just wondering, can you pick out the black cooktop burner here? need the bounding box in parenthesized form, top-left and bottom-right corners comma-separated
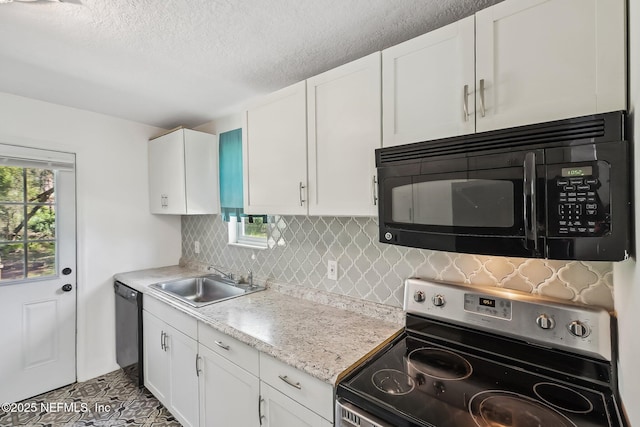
(533, 382, 594, 414)
(469, 391, 576, 427)
(372, 369, 415, 395)
(407, 347, 472, 381)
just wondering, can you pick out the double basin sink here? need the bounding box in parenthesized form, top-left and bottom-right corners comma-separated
(150, 274, 264, 307)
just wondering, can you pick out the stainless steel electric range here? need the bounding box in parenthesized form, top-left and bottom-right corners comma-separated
(336, 279, 628, 427)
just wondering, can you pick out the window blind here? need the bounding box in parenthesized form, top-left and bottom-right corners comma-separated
(218, 129, 244, 222)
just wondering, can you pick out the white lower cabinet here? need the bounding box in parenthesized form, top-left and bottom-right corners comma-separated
(198, 344, 260, 427)
(143, 302, 334, 427)
(143, 300, 199, 427)
(260, 382, 332, 427)
(260, 353, 333, 426)
(142, 311, 170, 403)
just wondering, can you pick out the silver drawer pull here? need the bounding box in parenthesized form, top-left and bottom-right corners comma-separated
(214, 340, 230, 350)
(278, 375, 302, 390)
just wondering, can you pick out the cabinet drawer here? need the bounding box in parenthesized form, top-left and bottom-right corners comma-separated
(260, 354, 333, 421)
(144, 296, 197, 339)
(198, 322, 259, 377)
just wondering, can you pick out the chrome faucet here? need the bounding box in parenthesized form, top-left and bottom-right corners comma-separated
(207, 265, 235, 282)
(248, 270, 254, 287)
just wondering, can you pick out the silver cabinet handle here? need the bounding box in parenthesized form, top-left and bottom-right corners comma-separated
(214, 340, 230, 351)
(463, 84, 470, 121)
(160, 331, 165, 350)
(372, 175, 378, 206)
(163, 332, 169, 351)
(278, 375, 302, 390)
(479, 79, 486, 118)
(195, 354, 201, 377)
(299, 182, 306, 206)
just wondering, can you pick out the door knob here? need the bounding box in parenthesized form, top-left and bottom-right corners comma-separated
(61, 284, 73, 292)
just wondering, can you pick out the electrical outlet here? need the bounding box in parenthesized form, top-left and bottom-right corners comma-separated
(327, 260, 338, 281)
(194, 241, 200, 254)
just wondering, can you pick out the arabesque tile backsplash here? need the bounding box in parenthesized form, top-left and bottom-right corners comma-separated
(181, 215, 614, 310)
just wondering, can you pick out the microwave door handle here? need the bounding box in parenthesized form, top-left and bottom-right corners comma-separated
(523, 152, 538, 252)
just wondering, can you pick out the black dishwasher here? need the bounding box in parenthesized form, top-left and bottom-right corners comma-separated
(114, 281, 143, 387)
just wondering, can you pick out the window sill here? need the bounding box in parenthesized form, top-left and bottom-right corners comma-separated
(228, 242, 268, 250)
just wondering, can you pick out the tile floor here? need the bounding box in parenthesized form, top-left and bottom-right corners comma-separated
(0, 369, 181, 426)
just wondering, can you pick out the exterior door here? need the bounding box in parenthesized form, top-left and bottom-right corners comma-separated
(0, 145, 76, 403)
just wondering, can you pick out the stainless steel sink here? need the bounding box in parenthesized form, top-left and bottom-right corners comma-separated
(149, 274, 264, 307)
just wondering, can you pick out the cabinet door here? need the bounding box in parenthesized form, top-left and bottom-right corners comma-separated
(184, 130, 219, 214)
(198, 344, 260, 427)
(167, 326, 199, 427)
(143, 310, 170, 405)
(307, 52, 381, 216)
(382, 16, 475, 146)
(475, 0, 625, 133)
(148, 130, 187, 214)
(244, 81, 308, 215)
(261, 382, 332, 427)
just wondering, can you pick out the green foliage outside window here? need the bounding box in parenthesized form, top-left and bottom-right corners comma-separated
(243, 216, 268, 238)
(0, 167, 56, 281)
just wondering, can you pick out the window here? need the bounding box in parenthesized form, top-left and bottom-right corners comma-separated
(228, 216, 268, 249)
(0, 167, 56, 281)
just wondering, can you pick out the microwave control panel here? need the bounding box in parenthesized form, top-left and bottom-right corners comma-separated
(547, 162, 610, 237)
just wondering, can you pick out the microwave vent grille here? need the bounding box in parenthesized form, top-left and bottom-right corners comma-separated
(378, 115, 615, 164)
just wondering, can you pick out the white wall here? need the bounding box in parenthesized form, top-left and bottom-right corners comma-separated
(0, 92, 182, 382)
(195, 113, 242, 135)
(613, 0, 639, 423)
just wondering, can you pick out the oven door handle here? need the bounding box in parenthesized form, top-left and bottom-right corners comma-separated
(523, 152, 538, 253)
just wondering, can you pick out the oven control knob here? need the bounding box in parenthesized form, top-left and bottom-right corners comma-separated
(568, 320, 591, 338)
(414, 290, 426, 303)
(432, 294, 446, 307)
(384, 232, 393, 241)
(535, 314, 555, 330)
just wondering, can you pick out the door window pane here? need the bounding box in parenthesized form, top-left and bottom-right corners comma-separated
(0, 243, 25, 281)
(0, 205, 25, 240)
(0, 167, 25, 203)
(0, 167, 56, 283)
(27, 242, 55, 278)
(26, 169, 55, 203)
(27, 206, 56, 240)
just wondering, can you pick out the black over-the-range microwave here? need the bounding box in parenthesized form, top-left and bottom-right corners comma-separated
(376, 111, 631, 261)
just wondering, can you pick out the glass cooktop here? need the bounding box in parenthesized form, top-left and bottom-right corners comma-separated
(340, 334, 617, 427)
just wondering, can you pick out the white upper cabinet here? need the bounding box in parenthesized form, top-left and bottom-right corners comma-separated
(243, 81, 308, 215)
(474, 0, 625, 132)
(244, 54, 382, 217)
(383, 0, 625, 145)
(382, 16, 475, 147)
(307, 52, 381, 216)
(148, 128, 219, 215)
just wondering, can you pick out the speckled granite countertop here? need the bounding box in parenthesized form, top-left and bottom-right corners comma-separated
(114, 266, 404, 386)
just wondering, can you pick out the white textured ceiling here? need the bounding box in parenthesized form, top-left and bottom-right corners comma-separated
(0, 0, 502, 129)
